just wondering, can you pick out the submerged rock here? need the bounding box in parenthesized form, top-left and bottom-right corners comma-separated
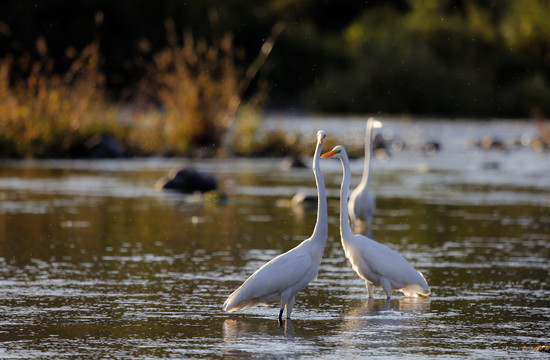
(474, 136, 507, 151)
(281, 155, 307, 169)
(372, 133, 389, 151)
(291, 192, 317, 207)
(482, 161, 500, 170)
(86, 135, 125, 158)
(156, 168, 217, 194)
(422, 140, 441, 155)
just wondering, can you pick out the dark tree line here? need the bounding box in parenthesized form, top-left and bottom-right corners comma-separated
(2, 0, 550, 117)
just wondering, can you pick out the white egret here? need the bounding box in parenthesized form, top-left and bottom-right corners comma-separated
(348, 118, 382, 233)
(321, 145, 430, 299)
(223, 130, 329, 323)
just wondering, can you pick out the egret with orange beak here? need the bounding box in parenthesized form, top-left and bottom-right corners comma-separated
(322, 145, 430, 299)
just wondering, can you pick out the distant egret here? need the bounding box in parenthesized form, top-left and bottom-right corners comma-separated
(223, 130, 329, 323)
(321, 145, 430, 299)
(348, 118, 382, 233)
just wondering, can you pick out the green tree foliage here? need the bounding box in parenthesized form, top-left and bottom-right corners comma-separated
(304, 0, 550, 116)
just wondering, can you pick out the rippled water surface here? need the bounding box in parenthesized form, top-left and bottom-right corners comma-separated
(0, 118, 549, 359)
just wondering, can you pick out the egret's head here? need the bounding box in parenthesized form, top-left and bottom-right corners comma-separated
(321, 145, 346, 159)
(369, 117, 383, 129)
(317, 130, 327, 144)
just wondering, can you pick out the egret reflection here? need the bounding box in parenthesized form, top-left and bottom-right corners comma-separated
(223, 318, 295, 340)
(339, 297, 431, 351)
(222, 318, 301, 359)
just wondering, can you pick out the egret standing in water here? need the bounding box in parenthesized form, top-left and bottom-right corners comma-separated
(349, 118, 382, 234)
(321, 145, 430, 299)
(223, 131, 329, 323)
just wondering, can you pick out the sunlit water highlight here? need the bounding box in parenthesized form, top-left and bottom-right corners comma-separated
(0, 118, 549, 359)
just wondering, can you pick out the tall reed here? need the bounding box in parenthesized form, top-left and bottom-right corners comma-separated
(135, 21, 240, 156)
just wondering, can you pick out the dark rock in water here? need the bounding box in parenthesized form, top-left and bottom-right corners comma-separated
(482, 161, 500, 170)
(87, 135, 124, 158)
(422, 141, 441, 155)
(476, 136, 507, 151)
(291, 192, 317, 207)
(157, 168, 217, 194)
(281, 155, 307, 169)
(372, 133, 388, 151)
(372, 133, 393, 159)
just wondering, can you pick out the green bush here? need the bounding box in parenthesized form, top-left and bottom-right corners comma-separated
(302, 2, 550, 117)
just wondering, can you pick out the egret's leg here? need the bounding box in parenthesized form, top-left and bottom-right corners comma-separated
(382, 298, 391, 310)
(285, 296, 295, 319)
(380, 278, 391, 299)
(279, 288, 292, 325)
(366, 282, 375, 298)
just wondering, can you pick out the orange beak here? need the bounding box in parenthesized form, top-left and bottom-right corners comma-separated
(321, 150, 336, 158)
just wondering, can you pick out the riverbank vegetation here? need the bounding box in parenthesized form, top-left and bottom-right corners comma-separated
(1, 0, 550, 158)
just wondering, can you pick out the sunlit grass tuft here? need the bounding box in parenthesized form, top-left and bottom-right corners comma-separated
(0, 24, 293, 159)
(134, 21, 241, 156)
(0, 38, 119, 158)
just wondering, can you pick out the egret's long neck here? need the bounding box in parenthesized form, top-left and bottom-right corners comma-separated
(359, 121, 374, 188)
(339, 154, 354, 240)
(311, 141, 328, 247)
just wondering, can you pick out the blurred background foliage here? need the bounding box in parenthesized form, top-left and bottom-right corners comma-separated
(1, 0, 550, 157)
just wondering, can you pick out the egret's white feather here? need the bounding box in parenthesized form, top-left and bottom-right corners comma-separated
(223, 248, 313, 312)
(322, 145, 430, 298)
(223, 131, 329, 320)
(348, 118, 380, 231)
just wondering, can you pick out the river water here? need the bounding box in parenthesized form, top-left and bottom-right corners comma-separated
(0, 117, 549, 359)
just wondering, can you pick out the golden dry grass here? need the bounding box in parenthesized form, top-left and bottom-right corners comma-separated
(133, 21, 241, 156)
(0, 38, 118, 158)
(0, 25, 299, 158)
